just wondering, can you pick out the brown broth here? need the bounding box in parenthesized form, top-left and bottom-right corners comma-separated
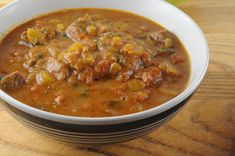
(0, 9, 190, 117)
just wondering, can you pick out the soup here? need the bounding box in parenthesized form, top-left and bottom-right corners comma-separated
(0, 9, 190, 117)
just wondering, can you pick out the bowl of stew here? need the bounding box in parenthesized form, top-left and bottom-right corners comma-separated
(0, 0, 209, 144)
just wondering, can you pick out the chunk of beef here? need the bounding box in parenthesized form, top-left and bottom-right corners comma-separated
(140, 52, 153, 67)
(66, 19, 87, 42)
(66, 15, 104, 42)
(141, 67, 163, 86)
(149, 30, 174, 43)
(149, 30, 176, 50)
(0, 71, 25, 90)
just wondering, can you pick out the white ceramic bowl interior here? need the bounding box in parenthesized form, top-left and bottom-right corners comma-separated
(0, 0, 209, 125)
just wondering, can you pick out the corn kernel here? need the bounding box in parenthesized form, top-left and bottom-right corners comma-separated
(68, 42, 83, 53)
(110, 63, 121, 75)
(86, 25, 96, 34)
(122, 43, 134, 53)
(112, 36, 122, 47)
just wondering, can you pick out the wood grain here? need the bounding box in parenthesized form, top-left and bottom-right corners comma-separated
(0, 0, 235, 156)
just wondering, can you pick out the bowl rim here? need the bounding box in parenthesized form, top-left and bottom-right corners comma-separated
(0, 0, 209, 125)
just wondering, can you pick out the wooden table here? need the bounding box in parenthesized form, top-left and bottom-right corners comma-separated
(0, 0, 235, 155)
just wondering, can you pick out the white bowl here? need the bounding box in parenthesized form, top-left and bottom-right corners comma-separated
(0, 0, 209, 144)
